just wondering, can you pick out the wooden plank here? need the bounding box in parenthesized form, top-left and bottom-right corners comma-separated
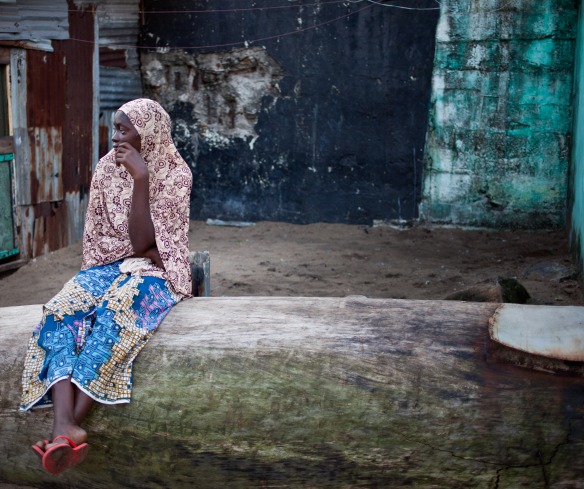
(1, 297, 583, 487)
(0, 46, 10, 64)
(490, 303, 584, 361)
(0, 256, 24, 272)
(0, 135, 13, 153)
(189, 250, 210, 297)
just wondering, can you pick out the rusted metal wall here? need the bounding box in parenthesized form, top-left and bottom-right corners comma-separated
(74, 0, 143, 157)
(59, 4, 94, 246)
(93, 0, 142, 111)
(24, 50, 65, 205)
(13, 2, 95, 259)
(2, 0, 136, 264)
(60, 5, 94, 196)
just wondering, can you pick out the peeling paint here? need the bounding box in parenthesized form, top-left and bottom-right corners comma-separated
(142, 47, 284, 147)
(421, 0, 577, 229)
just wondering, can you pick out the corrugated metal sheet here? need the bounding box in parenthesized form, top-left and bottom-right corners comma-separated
(100, 66, 142, 110)
(75, 0, 140, 64)
(28, 126, 63, 202)
(75, 0, 143, 110)
(58, 4, 94, 193)
(24, 48, 65, 205)
(12, 3, 94, 259)
(99, 46, 127, 68)
(3, 1, 139, 259)
(21, 201, 69, 257)
(96, 0, 142, 110)
(0, 47, 9, 63)
(97, 0, 140, 53)
(0, 0, 69, 41)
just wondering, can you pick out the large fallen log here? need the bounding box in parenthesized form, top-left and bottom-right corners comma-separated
(1, 297, 583, 488)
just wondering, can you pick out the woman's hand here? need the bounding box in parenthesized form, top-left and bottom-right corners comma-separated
(142, 246, 165, 270)
(114, 142, 148, 180)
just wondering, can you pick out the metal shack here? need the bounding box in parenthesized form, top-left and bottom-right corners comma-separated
(0, 0, 141, 273)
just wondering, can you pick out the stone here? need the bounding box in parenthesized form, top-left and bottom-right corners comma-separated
(444, 277, 531, 303)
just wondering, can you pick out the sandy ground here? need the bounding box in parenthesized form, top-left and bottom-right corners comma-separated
(0, 220, 582, 307)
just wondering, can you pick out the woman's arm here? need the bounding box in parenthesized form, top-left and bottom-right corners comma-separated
(114, 142, 165, 269)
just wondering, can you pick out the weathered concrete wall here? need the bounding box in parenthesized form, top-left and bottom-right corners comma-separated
(420, 0, 578, 229)
(141, 1, 440, 224)
(141, 47, 285, 148)
(570, 4, 584, 273)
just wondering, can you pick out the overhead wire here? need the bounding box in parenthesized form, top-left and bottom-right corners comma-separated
(73, 0, 442, 14)
(68, 0, 441, 50)
(116, 0, 357, 14)
(0, 0, 435, 13)
(358, 0, 440, 10)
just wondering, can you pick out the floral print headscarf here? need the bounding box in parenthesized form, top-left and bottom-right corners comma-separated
(81, 98, 193, 297)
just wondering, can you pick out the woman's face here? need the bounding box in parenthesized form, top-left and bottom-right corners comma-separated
(112, 110, 141, 152)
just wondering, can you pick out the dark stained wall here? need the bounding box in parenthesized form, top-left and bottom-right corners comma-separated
(142, 0, 440, 224)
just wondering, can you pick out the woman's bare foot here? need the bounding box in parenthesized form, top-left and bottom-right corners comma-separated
(32, 439, 49, 459)
(32, 423, 86, 459)
(46, 423, 87, 450)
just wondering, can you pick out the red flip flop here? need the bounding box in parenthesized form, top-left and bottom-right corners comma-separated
(31, 440, 49, 460)
(42, 436, 89, 475)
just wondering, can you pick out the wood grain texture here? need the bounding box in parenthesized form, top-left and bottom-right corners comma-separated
(490, 303, 584, 361)
(1, 297, 583, 488)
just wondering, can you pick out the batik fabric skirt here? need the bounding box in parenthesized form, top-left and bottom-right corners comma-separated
(20, 261, 181, 411)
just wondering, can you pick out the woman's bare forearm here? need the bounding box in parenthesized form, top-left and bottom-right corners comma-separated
(128, 173, 157, 255)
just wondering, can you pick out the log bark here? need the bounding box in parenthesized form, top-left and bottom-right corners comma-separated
(1, 296, 584, 488)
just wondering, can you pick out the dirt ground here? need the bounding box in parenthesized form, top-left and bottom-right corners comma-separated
(0, 220, 582, 307)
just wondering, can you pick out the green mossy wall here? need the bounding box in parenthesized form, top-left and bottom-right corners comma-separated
(421, 0, 578, 228)
(570, 3, 584, 274)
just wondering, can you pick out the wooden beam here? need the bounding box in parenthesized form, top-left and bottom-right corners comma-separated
(0, 257, 26, 273)
(0, 47, 10, 64)
(0, 135, 13, 154)
(189, 250, 210, 297)
(490, 303, 584, 362)
(1, 297, 583, 487)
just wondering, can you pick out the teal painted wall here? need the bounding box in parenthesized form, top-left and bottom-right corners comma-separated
(420, 0, 578, 228)
(570, 2, 584, 267)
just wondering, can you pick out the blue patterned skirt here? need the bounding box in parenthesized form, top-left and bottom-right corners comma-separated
(20, 261, 181, 411)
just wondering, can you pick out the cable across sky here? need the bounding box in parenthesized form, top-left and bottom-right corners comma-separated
(69, 0, 440, 51)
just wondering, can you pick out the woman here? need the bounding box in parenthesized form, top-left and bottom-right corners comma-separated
(20, 98, 192, 475)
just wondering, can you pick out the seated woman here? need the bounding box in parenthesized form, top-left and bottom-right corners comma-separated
(20, 98, 193, 475)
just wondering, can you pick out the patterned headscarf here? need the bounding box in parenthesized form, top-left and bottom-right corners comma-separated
(81, 98, 193, 297)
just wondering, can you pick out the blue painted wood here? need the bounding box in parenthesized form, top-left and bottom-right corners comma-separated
(0, 154, 17, 259)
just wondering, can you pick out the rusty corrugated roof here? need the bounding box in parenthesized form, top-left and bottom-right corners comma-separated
(0, 0, 68, 41)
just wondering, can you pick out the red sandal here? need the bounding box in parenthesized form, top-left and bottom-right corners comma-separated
(42, 436, 89, 475)
(31, 440, 49, 460)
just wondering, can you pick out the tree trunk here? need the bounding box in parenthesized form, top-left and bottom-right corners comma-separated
(1, 296, 583, 488)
